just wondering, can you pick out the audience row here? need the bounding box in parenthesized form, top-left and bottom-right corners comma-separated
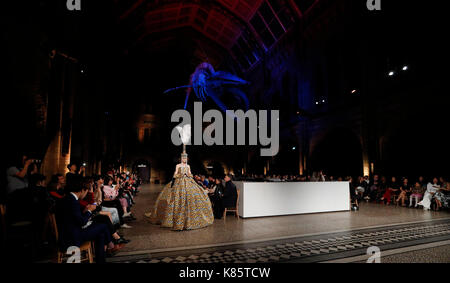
(4, 154, 142, 263)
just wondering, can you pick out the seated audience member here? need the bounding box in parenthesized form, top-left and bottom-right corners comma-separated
(65, 163, 85, 187)
(222, 175, 238, 212)
(435, 177, 450, 210)
(103, 176, 129, 216)
(102, 176, 132, 229)
(418, 178, 440, 211)
(364, 176, 370, 184)
(208, 176, 215, 189)
(207, 178, 217, 196)
(396, 178, 412, 207)
(439, 177, 448, 190)
(210, 178, 225, 219)
(362, 176, 370, 199)
(126, 174, 140, 196)
(355, 176, 368, 199)
(200, 175, 209, 187)
(410, 181, 425, 208)
(382, 176, 400, 205)
(101, 176, 132, 229)
(418, 176, 427, 189)
(311, 171, 326, 182)
(6, 154, 33, 221)
(118, 177, 136, 211)
(29, 173, 52, 244)
(27, 162, 40, 177)
(55, 177, 119, 263)
(375, 176, 387, 203)
(93, 176, 121, 227)
(348, 177, 359, 209)
(194, 175, 204, 187)
(29, 174, 51, 214)
(48, 174, 66, 200)
(256, 175, 265, 182)
(78, 177, 95, 207)
(442, 180, 450, 209)
(78, 178, 130, 245)
(367, 175, 380, 201)
(377, 176, 387, 203)
(267, 175, 280, 182)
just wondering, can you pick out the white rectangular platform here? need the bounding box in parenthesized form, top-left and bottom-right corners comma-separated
(235, 182, 351, 218)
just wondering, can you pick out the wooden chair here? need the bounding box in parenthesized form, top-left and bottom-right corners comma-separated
(48, 213, 94, 263)
(0, 203, 34, 251)
(223, 190, 240, 220)
(0, 204, 6, 244)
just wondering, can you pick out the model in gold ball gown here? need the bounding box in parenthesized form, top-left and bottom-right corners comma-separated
(145, 154, 214, 231)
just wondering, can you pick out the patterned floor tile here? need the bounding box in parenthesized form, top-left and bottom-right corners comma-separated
(110, 219, 450, 264)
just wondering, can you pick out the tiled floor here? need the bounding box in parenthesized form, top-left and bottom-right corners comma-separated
(110, 218, 450, 263)
(118, 184, 450, 256)
(365, 244, 450, 263)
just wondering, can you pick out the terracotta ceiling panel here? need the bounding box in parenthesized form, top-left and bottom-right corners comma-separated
(120, 0, 265, 50)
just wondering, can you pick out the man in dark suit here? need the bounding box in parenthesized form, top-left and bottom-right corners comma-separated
(55, 176, 113, 263)
(209, 178, 224, 219)
(222, 174, 238, 210)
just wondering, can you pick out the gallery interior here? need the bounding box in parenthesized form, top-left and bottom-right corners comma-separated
(1, 0, 449, 264)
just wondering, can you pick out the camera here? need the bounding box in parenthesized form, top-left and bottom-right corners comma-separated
(26, 157, 42, 164)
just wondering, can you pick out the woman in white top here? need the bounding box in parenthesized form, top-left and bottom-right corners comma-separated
(418, 178, 440, 210)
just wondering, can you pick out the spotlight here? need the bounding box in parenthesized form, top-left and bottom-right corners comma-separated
(292, 147, 296, 151)
(80, 64, 87, 74)
(315, 102, 319, 105)
(351, 89, 357, 94)
(402, 66, 408, 71)
(388, 71, 395, 76)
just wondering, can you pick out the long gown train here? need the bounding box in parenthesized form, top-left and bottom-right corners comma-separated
(149, 166, 214, 231)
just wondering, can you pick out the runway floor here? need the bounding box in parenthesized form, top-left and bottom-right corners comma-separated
(111, 184, 450, 263)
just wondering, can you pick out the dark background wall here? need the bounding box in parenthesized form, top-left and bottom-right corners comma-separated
(1, 0, 448, 195)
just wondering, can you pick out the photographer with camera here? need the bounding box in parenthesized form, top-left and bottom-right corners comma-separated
(65, 163, 86, 190)
(5, 153, 38, 222)
(6, 154, 31, 195)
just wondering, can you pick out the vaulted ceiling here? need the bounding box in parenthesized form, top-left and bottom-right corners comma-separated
(115, 0, 326, 68)
(119, 0, 263, 47)
(117, 0, 265, 65)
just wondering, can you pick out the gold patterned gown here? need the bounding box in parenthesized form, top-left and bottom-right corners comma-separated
(149, 165, 214, 231)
